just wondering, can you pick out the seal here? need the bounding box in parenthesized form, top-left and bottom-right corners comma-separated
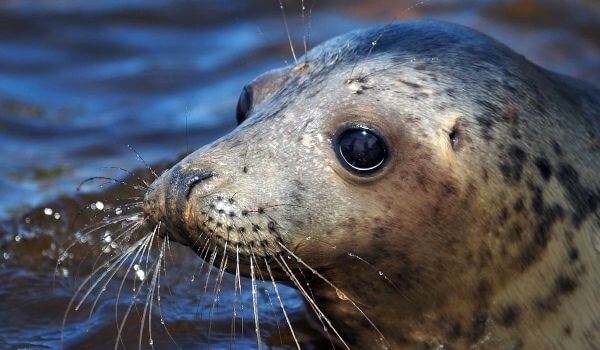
(143, 20, 600, 349)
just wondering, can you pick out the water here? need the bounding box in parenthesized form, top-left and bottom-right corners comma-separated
(0, 0, 598, 349)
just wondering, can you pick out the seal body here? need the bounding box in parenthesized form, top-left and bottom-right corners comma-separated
(144, 20, 600, 349)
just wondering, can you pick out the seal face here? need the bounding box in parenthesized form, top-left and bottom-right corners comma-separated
(144, 20, 600, 349)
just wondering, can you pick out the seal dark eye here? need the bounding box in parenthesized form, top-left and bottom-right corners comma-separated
(236, 85, 253, 125)
(335, 127, 387, 175)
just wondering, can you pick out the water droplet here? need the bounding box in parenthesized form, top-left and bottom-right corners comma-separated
(305, 236, 311, 240)
(95, 201, 105, 210)
(115, 208, 123, 215)
(378, 271, 383, 276)
(3, 252, 10, 260)
(14, 235, 21, 242)
(134, 264, 140, 271)
(149, 339, 153, 346)
(136, 269, 146, 281)
(53, 212, 61, 220)
(43, 208, 53, 216)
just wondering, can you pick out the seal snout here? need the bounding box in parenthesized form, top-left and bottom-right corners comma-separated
(143, 180, 164, 224)
(142, 164, 218, 244)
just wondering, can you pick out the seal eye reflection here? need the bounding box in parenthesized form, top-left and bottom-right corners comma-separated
(236, 85, 253, 125)
(336, 127, 388, 175)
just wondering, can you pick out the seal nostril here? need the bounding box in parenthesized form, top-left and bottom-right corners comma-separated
(185, 172, 214, 200)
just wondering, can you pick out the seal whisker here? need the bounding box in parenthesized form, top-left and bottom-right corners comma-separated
(230, 217, 283, 333)
(138, 235, 165, 350)
(242, 203, 397, 316)
(279, 242, 390, 348)
(115, 222, 161, 340)
(113, 230, 157, 348)
(276, 255, 351, 350)
(249, 246, 284, 346)
(127, 144, 159, 180)
(60, 230, 152, 349)
(240, 204, 398, 340)
(198, 247, 219, 318)
(229, 245, 241, 349)
(155, 238, 182, 350)
(300, 0, 308, 61)
(72, 208, 138, 240)
(249, 254, 264, 350)
(292, 260, 337, 349)
(55, 214, 138, 285)
(100, 166, 151, 189)
(86, 220, 148, 318)
(66, 215, 144, 284)
(351, 0, 433, 80)
(60, 210, 144, 279)
(113, 226, 159, 350)
(207, 242, 229, 341)
(71, 204, 143, 242)
(264, 257, 301, 350)
(158, 229, 178, 299)
(77, 222, 149, 312)
(77, 176, 147, 192)
(189, 237, 212, 283)
(230, 219, 285, 345)
(236, 245, 245, 338)
(277, 0, 297, 64)
(260, 202, 317, 214)
(65, 197, 142, 238)
(258, 209, 400, 292)
(192, 243, 216, 318)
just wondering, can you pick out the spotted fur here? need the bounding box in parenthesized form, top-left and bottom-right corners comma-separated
(145, 21, 599, 349)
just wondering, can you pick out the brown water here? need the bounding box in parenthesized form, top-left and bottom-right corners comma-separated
(0, 0, 598, 349)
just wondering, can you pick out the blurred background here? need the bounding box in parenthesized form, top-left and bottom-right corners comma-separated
(0, 0, 598, 349)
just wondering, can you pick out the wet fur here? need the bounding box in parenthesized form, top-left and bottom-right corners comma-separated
(144, 21, 600, 349)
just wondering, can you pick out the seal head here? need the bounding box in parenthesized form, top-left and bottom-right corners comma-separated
(144, 20, 600, 349)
